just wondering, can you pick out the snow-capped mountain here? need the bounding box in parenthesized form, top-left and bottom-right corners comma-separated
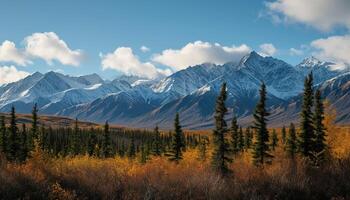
(0, 51, 348, 129)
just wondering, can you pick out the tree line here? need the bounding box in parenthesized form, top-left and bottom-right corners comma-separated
(211, 72, 328, 175)
(0, 104, 204, 163)
(0, 73, 329, 175)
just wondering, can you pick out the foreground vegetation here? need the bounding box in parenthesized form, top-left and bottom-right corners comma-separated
(1, 73, 350, 199)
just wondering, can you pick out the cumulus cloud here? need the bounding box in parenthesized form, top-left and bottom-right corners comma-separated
(100, 47, 171, 79)
(152, 41, 251, 71)
(140, 46, 150, 52)
(311, 35, 350, 68)
(0, 40, 31, 66)
(25, 32, 84, 66)
(0, 65, 30, 85)
(259, 43, 277, 56)
(265, 0, 350, 31)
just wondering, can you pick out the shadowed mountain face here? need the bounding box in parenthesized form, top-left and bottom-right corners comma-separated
(0, 51, 349, 129)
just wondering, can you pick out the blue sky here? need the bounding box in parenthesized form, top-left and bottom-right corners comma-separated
(0, 0, 349, 82)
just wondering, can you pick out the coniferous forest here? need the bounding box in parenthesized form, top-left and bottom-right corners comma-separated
(1, 74, 350, 199)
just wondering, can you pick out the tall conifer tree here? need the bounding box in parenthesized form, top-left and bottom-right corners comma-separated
(286, 123, 297, 159)
(299, 73, 315, 158)
(167, 113, 184, 162)
(312, 89, 327, 163)
(211, 83, 232, 175)
(0, 116, 6, 154)
(252, 83, 273, 165)
(102, 121, 113, 158)
(8, 106, 20, 161)
(230, 113, 239, 154)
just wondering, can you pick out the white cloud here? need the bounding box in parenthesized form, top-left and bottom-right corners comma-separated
(266, 0, 350, 31)
(259, 43, 277, 56)
(289, 47, 304, 56)
(0, 40, 31, 66)
(0, 65, 30, 85)
(100, 47, 171, 79)
(311, 35, 350, 68)
(25, 32, 84, 66)
(140, 46, 150, 52)
(152, 41, 251, 71)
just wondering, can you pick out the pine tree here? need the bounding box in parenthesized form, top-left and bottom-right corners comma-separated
(127, 134, 136, 158)
(198, 136, 209, 161)
(230, 114, 239, 154)
(271, 129, 278, 151)
(312, 89, 327, 164)
(0, 115, 7, 154)
(102, 121, 113, 158)
(70, 118, 80, 155)
(281, 126, 287, 144)
(286, 123, 297, 159)
(238, 126, 245, 151)
(8, 106, 20, 162)
(244, 127, 252, 150)
(252, 83, 273, 165)
(19, 123, 28, 162)
(87, 128, 97, 156)
(299, 73, 315, 158)
(167, 113, 184, 163)
(211, 83, 232, 175)
(139, 143, 148, 164)
(29, 103, 39, 153)
(152, 126, 162, 156)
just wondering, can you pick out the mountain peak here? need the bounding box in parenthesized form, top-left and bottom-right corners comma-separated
(298, 56, 324, 68)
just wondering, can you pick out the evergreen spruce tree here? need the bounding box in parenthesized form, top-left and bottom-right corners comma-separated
(139, 143, 148, 164)
(286, 123, 297, 159)
(29, 103, 39, 153)
(0, 115, 7, 154)
(238, 126, 245, 151)
(167, 113, 184, 163)
(271, 129, 278, 151)
(87, 128, 97, 156)
(127, 134, 136, 158)
(8, 106, 20, 162)
(102, 121, 113, 158)
(19, 123, 28, 162)
(244, 127, 252, 150)
(70, 118, 80, 155)
(299, 73, 315, 158)
(230, 113, 239, 154)
(281, 126, 287, 144)
(211, 83, 232, 175)
(312, 89, 327, 164)
(198, 136, 209, 161)
(152, 126, 162, 156)
(252, 83, 273, 165)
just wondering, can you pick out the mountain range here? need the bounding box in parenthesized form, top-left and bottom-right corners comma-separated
(0, 51, 349, 129)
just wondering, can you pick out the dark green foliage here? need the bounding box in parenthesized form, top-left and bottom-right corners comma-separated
(167, 113, 184, 162)
(19, 123, 29, 162)
(127, 134, 136, 158)
(238, 127, 245, 151)
(70, 118, 81, 155)
(102, 121, 113, 158)
(286, 123, 297, 159)
(252, 83, 273, 165)
(244, 127, 253, 149)
(152, 126, 162, 156)
(198, 136, 209, 161)
(211, 83, 232, 175)
(0, 115, 7, 154)
(87, 128, 98, 156)
(8, 106, 21, 162)
(230, 114, 239, 154)
(299, 73, 315, 158)
(312, 89, 327, 164)
(281, 126, 286, 144)
(271, 129, 278, 151)
(29, 103, 39, 153)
